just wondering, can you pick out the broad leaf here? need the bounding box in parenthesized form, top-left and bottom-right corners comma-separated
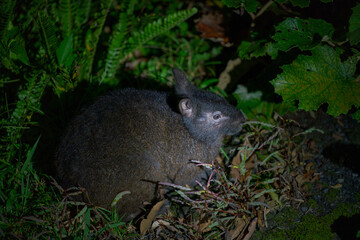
(289, 0, 310, 7)
(352, 110, 360, 123)
(349, 3, 360, 45)
(238, 41, 278, 59)
(233, 85, 296, 121)
(222, 0, 242, 8)
(56, 33, 75, 67)
(222, 0, 260, 12)
(244, 0, 260, 13)
(9, 39, 30, 66)
(273, 18, 334, 51)
(271, 45, 360, 116)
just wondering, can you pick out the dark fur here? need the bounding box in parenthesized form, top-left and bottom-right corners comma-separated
(56, 69, 245, 219)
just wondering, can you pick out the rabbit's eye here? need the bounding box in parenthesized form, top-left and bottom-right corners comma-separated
(213, 114, 221, 120)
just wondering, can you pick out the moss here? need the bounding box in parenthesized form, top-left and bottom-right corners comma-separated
(292, 214, 335, 240)
(290, 202, 360, 239)
(355, 192, 360, 202)
(253, 201, 360, 240)
(307, 198, 318, 209)
(324, 188, 340, 203)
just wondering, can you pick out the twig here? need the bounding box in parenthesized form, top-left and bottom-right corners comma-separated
(256, 0, 274, 19)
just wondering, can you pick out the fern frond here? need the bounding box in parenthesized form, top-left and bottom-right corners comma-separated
(100, 0, 136, 83)
(36, 12, 59, 67)
(128, 7, 198, 50)
(6, 71, 50, 161)
(101, 7, 198, 83)
(79, 0, 112, 81)
(76, 0, 92, 26)
(59, 0, 75, 37)
(9, 39, 30, 66)
(0, 0, 16, 41)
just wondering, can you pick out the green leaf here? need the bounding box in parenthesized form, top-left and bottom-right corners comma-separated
(351, 110, 360, 123)
(238, 40, 278, 59)
(349, 4, 360, 45)
(244, 0, 260, 13)
(233, 85, 296, 121)
(222, 0, 259, 12)
(238, 41, 263, 59)
(271, 45, 360, 116)
(37, 12, 59, 66)
(9, 39, 30, 65)
(101, 7, 198, 83)
(100, 0, 136, 83)
(78, 0, 112, 81)
(21, 137, 41, 174)
(59, 0, 74, 36)
(289, 0, 310, 8)
(273, 18, 334, 51)
(222, 0, 243, 8)
(0, 0, 16, 40)
(56, 33, 75, 67)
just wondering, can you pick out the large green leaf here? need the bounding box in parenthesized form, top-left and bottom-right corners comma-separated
(9, 39, 30, 66)
(56, 33, 75, 67)
(349, 3, 360, 45)
(273, 18, 334, 51)
(233, 85, 296, 122)
(271, 45, 360, 116)
(222, 0, 260, 12)
(238, 41, 278, 59)
(352, 110, 360, 122)
(289, 0, 310, 7)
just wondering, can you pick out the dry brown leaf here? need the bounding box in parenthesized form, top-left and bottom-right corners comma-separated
(291, 149, 297, 159)
(216, 155, 225, 168)
(199, 218, 212, 233)
(330, 183, 342, 189)
(308, 139, 317, 151)
(332, 132, 343, 141)
(257, 210, 264, 228)
(195, 12, 230, 46)
(295, 175, 306, 187)
(305, 162, 314, 172)
(151, 219, 170, 229)
(229, 217, 249, 240)
(230, 139, 255, 181)
(243, 217, 258, 240)
(140, 199, 166, 235)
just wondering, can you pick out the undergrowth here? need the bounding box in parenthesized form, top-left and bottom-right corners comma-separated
(2, 0, 358, 238)
(140, 118, 318, 239)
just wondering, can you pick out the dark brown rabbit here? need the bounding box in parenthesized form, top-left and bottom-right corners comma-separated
(56, 69, 245, 220)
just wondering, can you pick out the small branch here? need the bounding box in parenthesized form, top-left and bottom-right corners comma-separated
(256, 0, 273, 19)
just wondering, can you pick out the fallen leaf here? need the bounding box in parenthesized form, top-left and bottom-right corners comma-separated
(229, 217, 249, 240)
(330, 183, 342, 189)
(140, 199, 166, 235)
(332, 132, 343, 141)
(195, 12, 231, 46)
(199, 218, 212, 233)
(151, 219, 170, 229)
(295, 175, 306, 187)
(243, 217, 258, 240)
(230, 139, 255, 181)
